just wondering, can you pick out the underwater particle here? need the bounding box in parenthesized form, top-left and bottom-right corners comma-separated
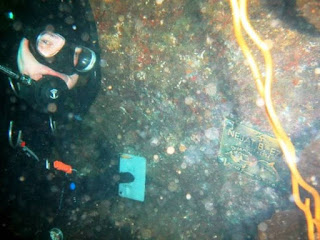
(256, 97, 265, 107)
(65, 15, 75, 25)
(289, 194, 295, 202)
(184, 96, 194, 105)
(80, 212, 87, 220)
(67, 112, 74, 120)
(168, 181, 178, 192)
(204, 201, 215, 212)
(9, 96, 17, 103)
(186, 193, 192, 200)
(145, 108, 151, 115)
(13, 21, 22, 31)
(113, 174, 121, 182)
(117, 134, 122, 140)
(141, 228, 152, 239)
(47, 103, 57, 113)
(200, 6, 207, 14)
(118, 15, 125, 22)
(82, 194, 91, 203)
(156, 0, 164, 5)
(264, 39, 274, 50)
(135, 71, 146, 81)
(153, 154, 159, 163)
(81, 32, 90, 42)
(310, 175, 318, 186)
(314, 68, 320, 75)
(258, 222, 268, 232)
(206, 35, 213, 45)
(270, 19, 281, 28)
(150, 137, 160, 147)
(181, 162, 187, 169)
(19, 176, 25, 182)
(50, 185, 60, 193)
(46, 173, 55, 181)
(166, 146, 175, 155)
(179, 143, 187, 152)
(204, 83, 217, 96)
(204, 127, 218, 140)
(169, 34, 177, 45)
(100, 59, 108, 68)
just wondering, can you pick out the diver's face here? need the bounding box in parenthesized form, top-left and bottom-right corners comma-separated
(36, 32, 65, 58)
(18, 36, 79, 89)
(18, 30, 96, 89)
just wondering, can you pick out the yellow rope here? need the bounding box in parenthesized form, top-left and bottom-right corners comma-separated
(229, 0, 320, 239)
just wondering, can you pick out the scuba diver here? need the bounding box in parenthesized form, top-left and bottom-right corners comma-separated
(0, 0, 100, 162)
(0, 1, 101, 238)
(1, 2, 145, 239)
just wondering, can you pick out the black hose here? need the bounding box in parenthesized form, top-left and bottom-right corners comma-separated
(0, 64, 33, 85)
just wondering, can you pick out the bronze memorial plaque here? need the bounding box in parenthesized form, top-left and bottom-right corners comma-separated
(218, 119, 282, 185)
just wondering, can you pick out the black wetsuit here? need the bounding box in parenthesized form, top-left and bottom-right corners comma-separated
(0, 1, 100, 238)
(0, 0, 101, 159)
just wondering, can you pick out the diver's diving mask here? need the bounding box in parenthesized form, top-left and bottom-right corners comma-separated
(36, 31, 96, 73)
(14, 30, 97, 114)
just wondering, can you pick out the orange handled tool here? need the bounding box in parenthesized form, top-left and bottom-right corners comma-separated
(54, 161, 73, 174)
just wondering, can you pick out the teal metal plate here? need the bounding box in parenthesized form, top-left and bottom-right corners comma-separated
(119, 154, 146, 202)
